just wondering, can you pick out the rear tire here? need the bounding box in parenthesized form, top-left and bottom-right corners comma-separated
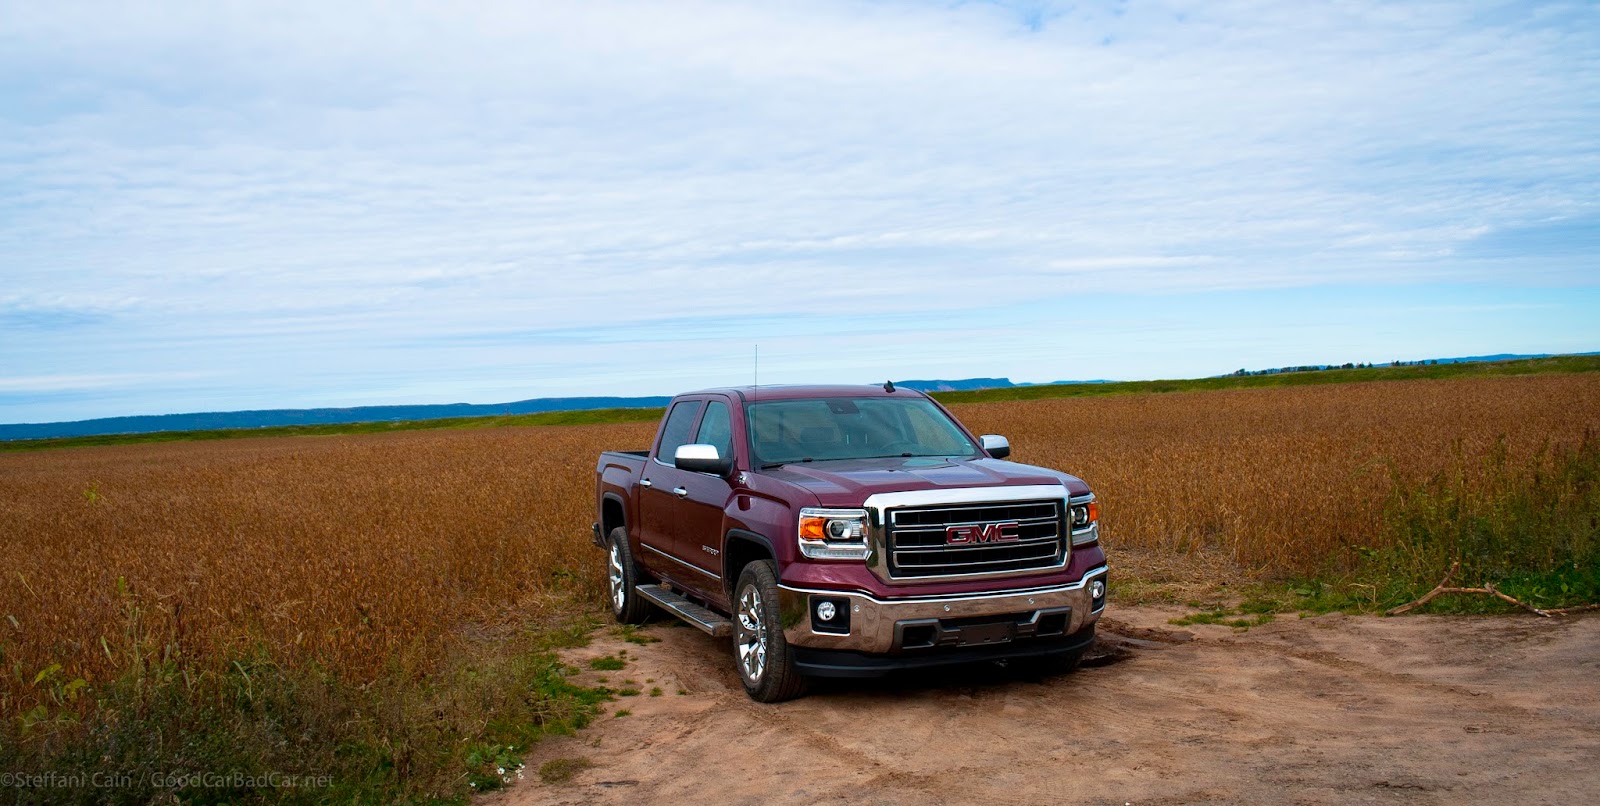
(606, 527, 652, 624)
(732, 561, 808, 703)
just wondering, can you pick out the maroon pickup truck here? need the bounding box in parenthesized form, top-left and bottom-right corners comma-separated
(593, 384, 1107, 702)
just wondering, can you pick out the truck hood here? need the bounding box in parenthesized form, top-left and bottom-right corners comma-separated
(762, 457, 1088, 507)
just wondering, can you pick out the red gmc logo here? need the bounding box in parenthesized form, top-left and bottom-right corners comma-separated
(945, 522, 1021, 545)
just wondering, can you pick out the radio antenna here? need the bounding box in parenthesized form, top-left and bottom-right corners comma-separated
(753, 344, 759, 400)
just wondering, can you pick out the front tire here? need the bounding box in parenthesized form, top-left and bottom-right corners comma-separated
(607, 527, 652, 624)
(732, 561, 808, 703)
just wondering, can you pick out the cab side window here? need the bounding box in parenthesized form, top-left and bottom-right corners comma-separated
(694, 401, 733, 460)
(655, 400, 705, 462)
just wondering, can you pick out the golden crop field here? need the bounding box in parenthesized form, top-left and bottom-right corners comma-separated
(2, 373, 1597, 721)
(959, 372, 1600, 576)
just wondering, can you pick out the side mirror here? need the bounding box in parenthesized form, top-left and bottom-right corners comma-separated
(980, 434, 1011, 460)
(675, 443, 733, 476)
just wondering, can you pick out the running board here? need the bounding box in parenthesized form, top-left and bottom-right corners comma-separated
(635, 584, 732, 638)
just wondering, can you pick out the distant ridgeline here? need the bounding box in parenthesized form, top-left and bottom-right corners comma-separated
(0, 396, 674, 441)
(1228, 352, 1591, 378)
(893, 377, 1110, 392)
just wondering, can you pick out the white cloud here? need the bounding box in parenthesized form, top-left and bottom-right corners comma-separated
(1, 1, 1597, 421)
(0, 372, 210, 393)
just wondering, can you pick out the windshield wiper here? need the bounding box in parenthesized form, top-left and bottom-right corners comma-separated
(759, 457, 814, 470)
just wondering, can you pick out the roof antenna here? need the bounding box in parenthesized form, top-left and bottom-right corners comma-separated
(884, 379, 894, 393)
(753, 344, 759, 400)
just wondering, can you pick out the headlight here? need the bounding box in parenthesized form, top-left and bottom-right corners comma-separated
(798, 507, 870, 560)
(1070, 496, 1100, 546)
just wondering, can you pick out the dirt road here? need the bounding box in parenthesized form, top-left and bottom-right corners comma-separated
(487, 607, 1600, 804)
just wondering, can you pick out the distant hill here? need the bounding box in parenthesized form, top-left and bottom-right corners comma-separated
(1225, 352, 1600, 378)
(894, 377, 1111, 392)
(893, 377, 1015, 392)
(0, 395, 673, 441)
(1428, 352, 1590, 364)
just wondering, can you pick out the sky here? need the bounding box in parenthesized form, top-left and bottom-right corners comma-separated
(2, 1, 1597, 424)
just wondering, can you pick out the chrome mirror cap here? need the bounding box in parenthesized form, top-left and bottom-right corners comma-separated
(675, 443, 732, 475)
(980, 434, 1011, 460)
(675, 443, 720, 462)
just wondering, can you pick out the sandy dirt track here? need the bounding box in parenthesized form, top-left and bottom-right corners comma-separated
(486, 607, 1600, 805)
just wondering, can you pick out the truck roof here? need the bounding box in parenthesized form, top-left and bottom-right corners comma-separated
(680, 384, 928, 401)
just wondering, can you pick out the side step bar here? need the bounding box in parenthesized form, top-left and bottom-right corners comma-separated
(635, 584, 732, 638)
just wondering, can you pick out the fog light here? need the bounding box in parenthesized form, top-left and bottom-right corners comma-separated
(810, 596, 851, 634)
(1089, 580, 1106, 600)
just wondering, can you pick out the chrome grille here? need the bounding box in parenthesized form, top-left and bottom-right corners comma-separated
(886, 500, 1066, 578)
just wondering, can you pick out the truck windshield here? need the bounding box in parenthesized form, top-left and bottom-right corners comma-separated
(746, 397, 981, 466)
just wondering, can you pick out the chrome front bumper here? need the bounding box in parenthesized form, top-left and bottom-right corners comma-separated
(777, 566, 1107, 654)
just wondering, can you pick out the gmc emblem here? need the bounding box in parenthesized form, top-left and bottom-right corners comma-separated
(945, 522, 1021, 545)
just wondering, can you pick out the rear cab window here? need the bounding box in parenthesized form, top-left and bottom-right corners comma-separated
(655, 400, 705, 462)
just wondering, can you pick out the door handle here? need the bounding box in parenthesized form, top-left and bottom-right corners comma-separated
(640, 478, 653, 488)
(672, 486, 688, 498)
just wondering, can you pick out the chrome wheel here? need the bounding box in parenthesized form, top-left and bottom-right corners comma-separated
(608, 542, 626, 614)
(730, 561, 806, 702)
(736, 584, 768, 684)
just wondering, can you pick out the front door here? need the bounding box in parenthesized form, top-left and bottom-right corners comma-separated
(666, 399, 736, 599)
(637, 399, 703, 577)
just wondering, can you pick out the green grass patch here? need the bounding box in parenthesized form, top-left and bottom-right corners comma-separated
(613, 625, 661, 645)
(586, 655, 626, 671)
(0, 606, 614, 804)
(1285, 563, 1600, 616)
(1169, 608, 1277, 629)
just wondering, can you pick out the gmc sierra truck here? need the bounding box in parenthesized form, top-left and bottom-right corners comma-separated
(593, 384, 1107, 702)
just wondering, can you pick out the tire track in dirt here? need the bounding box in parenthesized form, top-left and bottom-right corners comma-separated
(1219, 616, 1600, 736)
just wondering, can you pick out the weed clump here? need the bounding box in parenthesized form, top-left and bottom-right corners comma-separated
(538, 757, 594, 785)
(587, 655, 626, 671)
